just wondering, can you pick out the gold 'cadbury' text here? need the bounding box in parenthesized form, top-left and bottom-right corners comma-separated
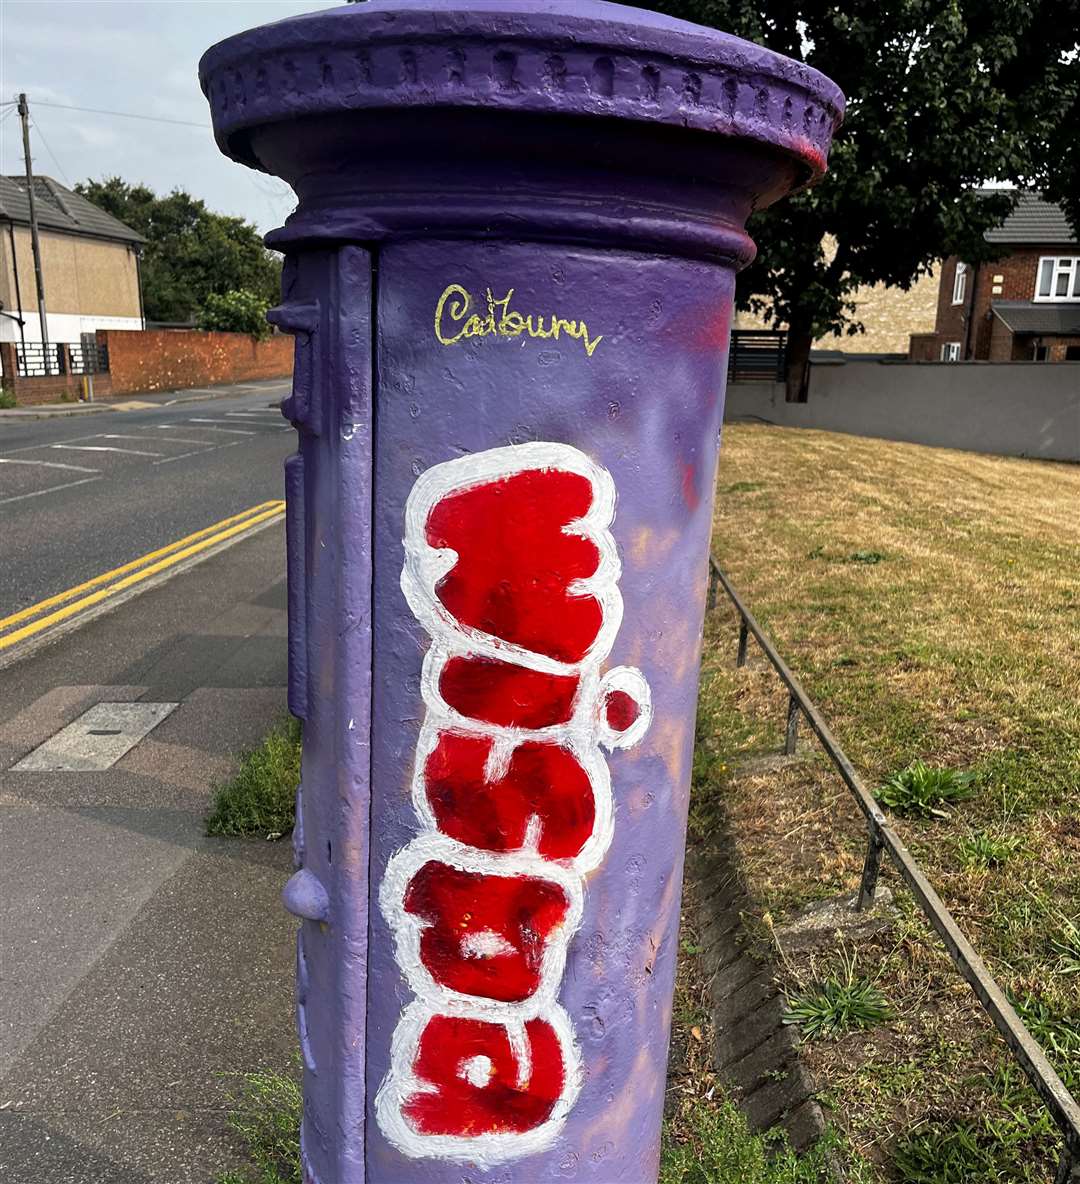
(434, 284, 604, 358)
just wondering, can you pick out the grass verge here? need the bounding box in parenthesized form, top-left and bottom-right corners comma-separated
(206, 715, 301, 838)
(700, 424, 1080, 1181)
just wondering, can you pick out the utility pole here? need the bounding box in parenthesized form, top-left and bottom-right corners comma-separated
(17, 94, 50, 372)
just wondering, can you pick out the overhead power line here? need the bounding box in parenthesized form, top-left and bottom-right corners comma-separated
(30, 118, 71, 186)
(33, 100, 210, 130)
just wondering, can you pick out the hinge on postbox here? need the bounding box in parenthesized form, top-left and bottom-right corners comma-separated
(268, 299, 320, 435)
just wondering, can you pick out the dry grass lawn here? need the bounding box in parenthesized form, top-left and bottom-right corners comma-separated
(692, 424, 1080, 1182)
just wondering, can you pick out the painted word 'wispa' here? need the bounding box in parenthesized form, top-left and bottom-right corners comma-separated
(376, 442, 651, 1165)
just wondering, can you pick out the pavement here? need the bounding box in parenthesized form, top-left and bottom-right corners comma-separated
(0, 378, 291, 420)
(0, 396, 298, 1181)
(0, 378, 293, 617)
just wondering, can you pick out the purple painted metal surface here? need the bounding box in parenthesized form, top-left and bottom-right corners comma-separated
(200, 4, 842, 1181)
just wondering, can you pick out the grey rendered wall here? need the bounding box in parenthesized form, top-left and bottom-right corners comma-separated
(724, 361, 1080, 461)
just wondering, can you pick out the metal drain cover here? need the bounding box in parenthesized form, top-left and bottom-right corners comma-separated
(13, 702, 178, 772)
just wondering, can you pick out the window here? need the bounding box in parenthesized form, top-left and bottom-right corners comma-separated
(1065, 346, 1080, 361)
(941, 342, 961, 361)
(952, 262, 968, 305)
(1032, 344, 1050, 362)
(1035, 256, 1080, 301)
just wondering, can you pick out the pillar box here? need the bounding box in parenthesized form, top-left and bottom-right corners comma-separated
(200, 4, 841, 1181)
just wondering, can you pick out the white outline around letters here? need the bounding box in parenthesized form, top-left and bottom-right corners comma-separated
(376, 442, 651, 1165)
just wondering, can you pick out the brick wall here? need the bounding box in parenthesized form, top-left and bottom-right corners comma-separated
(0, 343, 114, 406)
(995, 333, 1080, 362)
(908, 333, 938, 362)
(99, 328, 293, 396)
(932, 256, 968, 352)
(988, 314, 1015, 362)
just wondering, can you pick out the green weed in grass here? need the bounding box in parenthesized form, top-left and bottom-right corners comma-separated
(956, 830, 1024, 871)
(660, 1097, 839, 1184)
(875, 760, 975, 820)
(892, 1119, 1024, 1184)
(1048, 915, 1080, 977)
(0, 388, 16, 410)
(216, 1069, 302, 1184)
(784, 953, 891, 1041)
(719, 480, 767, 494)
(1013, 995, 1080, 1091)
(206, 716, 301, 838)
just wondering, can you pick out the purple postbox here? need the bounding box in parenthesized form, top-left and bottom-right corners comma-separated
(201, 3, 841, 1181)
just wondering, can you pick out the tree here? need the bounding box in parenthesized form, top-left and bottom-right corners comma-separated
(198, 289, 272, 338)
(75, 178, 281, 324)
(644, 0, 1080, 398)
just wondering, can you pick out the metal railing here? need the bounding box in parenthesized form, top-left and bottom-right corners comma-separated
(728, 329, 787, 383)
(14, 341, 109, 378)
(706, 557, 1080, 1183)
(68, 341, 109, 376)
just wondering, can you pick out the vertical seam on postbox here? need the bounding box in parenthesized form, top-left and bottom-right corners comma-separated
(361, 246, 383, 1178)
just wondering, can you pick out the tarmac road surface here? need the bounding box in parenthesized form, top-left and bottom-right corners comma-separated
(0, 380, 294, 628)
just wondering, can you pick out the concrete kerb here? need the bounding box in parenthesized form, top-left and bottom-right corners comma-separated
(685, 837, 828, 1155)
(0, 514, 285, 674)
(0, 403, 113, 421)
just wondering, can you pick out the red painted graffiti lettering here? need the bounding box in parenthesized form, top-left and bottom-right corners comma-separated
(379, 443, 652, 1165)
(401, 1013, 567, 1137)
(404, 860, 570, 1002)
(424, 733, 595, 861)
(426, 466, 602, 663)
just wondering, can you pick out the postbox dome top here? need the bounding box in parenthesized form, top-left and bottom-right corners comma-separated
(199, 0, 844, 187)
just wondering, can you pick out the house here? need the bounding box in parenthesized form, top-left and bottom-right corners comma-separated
(0, 175, 145, 348)
(909, 193, 1080, 362)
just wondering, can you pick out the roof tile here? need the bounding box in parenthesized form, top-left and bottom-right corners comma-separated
(0, 175, 145, 245)
(984, 192, 1077, 246)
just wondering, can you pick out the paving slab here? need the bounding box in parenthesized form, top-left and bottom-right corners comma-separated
(0, 841, 295, 1184)
(13, 702, 178, 772)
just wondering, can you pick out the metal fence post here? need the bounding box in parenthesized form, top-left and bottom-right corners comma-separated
(856, 826, 885, 911)
(736, 617, 749, 668)
(783, 693, 800, 755)
(1055, 1148, 1080, 1184)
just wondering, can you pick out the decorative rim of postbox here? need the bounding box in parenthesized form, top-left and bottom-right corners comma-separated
(199, 0, 845, 185)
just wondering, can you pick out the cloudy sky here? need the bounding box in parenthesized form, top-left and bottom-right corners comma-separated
(1, 0, 341, 235)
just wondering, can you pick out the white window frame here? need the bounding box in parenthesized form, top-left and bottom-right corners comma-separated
(941, 342, 962, 362)
(951, 262, 968, 305)
(1034, 256, 1080, 302)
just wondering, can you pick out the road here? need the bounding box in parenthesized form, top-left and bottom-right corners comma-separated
(0, 380, 294, 623)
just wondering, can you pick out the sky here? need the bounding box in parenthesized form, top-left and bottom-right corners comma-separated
(1, 0, 341, 235)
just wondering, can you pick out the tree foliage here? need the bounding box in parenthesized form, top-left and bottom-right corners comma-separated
(643, 0, 1080, 392)
(198, 289, 272, 338)
(75, 178, 281, 324)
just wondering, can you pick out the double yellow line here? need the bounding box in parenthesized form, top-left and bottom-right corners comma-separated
(0, 500, 285, 653)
